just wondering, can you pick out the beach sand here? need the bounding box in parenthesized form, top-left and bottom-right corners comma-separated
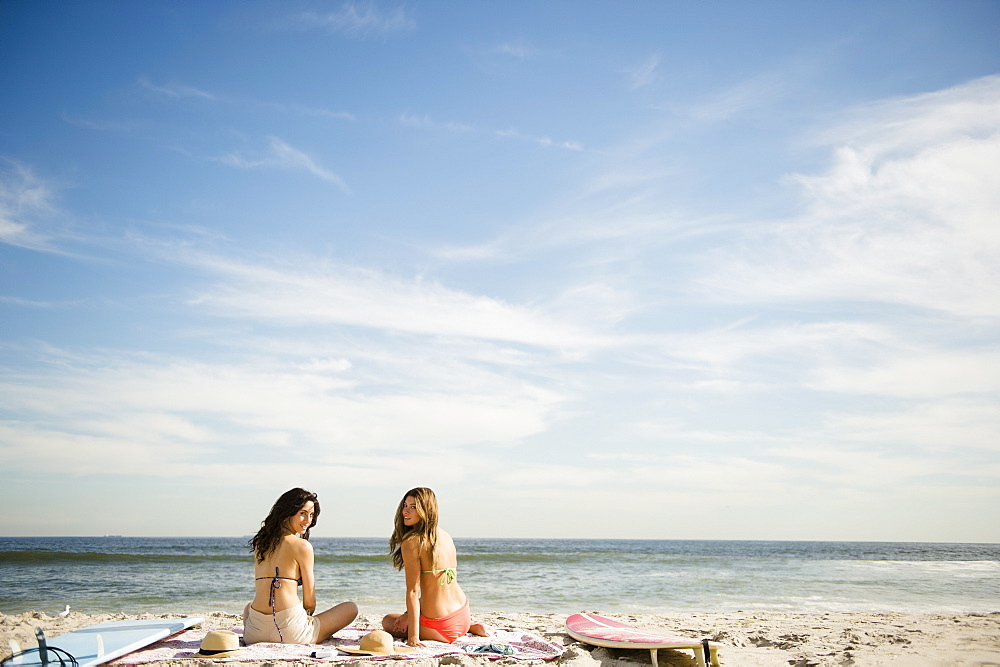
(2, 610, 999, 666)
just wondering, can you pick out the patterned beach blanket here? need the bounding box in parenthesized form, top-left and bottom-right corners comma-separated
(111, 625, 565, 663)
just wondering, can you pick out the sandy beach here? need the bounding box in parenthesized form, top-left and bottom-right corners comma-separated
(3, 609, 998, 667)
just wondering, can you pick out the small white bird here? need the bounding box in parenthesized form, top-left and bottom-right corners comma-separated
(57, 605, 70, 618)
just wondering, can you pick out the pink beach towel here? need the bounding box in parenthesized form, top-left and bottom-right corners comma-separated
(111, 625, 565, 663)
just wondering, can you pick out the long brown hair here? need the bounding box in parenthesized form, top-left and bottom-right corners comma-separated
(388, 487, 439, 571)
(247, 488, 320, 563)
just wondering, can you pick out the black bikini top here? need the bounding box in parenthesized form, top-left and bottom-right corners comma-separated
(255, 568, 302, 607)
(254, 567, 302, 643)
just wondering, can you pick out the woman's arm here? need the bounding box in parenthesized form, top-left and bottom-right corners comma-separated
(297, 538, 317, 615)
(401, 537, 423, 647)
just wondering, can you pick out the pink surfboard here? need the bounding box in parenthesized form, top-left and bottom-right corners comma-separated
(565, 613, 721, 667)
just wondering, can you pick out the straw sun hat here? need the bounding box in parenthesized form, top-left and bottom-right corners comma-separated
(193, 630, 243, 658)
(338, 630, 416, 655)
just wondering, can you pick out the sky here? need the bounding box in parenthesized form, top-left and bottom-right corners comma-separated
(1, 1, 999, 542)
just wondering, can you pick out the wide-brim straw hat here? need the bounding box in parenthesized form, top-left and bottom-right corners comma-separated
(193, 630, 243, 658)
(338, 630, 416, 655)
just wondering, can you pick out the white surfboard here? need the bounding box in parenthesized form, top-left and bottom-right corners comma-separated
(6, 617, 203, 667)
(566, 613, 722, 667)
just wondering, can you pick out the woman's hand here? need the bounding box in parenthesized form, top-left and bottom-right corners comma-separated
(406, 636, 425, 648)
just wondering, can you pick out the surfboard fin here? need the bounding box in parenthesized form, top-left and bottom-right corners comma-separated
(6, 640, 22, 665)
(95, 635, 104, 659)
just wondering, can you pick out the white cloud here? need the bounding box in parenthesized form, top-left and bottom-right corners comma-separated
(816, 400, 1000, 453)
(632, 320, 894, 383)
(397, 112, 472, 133)
(695, 75, 1000, 318)
(182, 253, 601, 351)
(817, 75, 1000, 156)
(296, 2, 415, 38)
(138, 76, 216, 100)
(626, 52, 660, 90)
(0, 423, 205, 477)
(767, 441, 999, 492)
(0, 296, 55, 308)
(303, 357, 353, 373)
(262, 102, 356, 122)
(685, 71, 788, 121)
(0, 342, 565, 483)
(493, 128, 584, 152)
(813, 350, 1000, 398)
(137, 78, 359, 125)
(494, 41, 538, 59)
(218, 137, 350, 192)
(481, 447, 999, 540)
(0, 159, 59, 251)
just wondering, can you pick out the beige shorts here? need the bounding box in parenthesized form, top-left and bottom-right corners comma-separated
(242, 602, 321, 644)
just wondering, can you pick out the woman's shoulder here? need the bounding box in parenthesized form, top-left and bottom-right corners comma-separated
(401, 532, 432, 560)
(274, 534, 313, 558)
(259, 534, 309, 557)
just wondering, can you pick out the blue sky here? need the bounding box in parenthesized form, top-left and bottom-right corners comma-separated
(2, 1, 999, 541)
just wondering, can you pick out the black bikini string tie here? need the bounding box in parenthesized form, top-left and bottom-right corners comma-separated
(268, 567, 284, 643)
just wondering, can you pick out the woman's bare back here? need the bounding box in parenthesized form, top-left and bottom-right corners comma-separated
(252, 535, 308, 614)
(414, 529, 467, 618)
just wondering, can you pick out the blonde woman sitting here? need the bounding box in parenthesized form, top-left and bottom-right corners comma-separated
(382, 487, 490, 646)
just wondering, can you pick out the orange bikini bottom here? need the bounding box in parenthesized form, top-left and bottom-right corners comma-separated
(420, 599, 470, 643)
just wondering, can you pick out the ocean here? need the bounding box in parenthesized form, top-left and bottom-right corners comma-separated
(1, 537, 998, 617)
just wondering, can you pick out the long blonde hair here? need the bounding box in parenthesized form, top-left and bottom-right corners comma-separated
(389, 487, 439, 571)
